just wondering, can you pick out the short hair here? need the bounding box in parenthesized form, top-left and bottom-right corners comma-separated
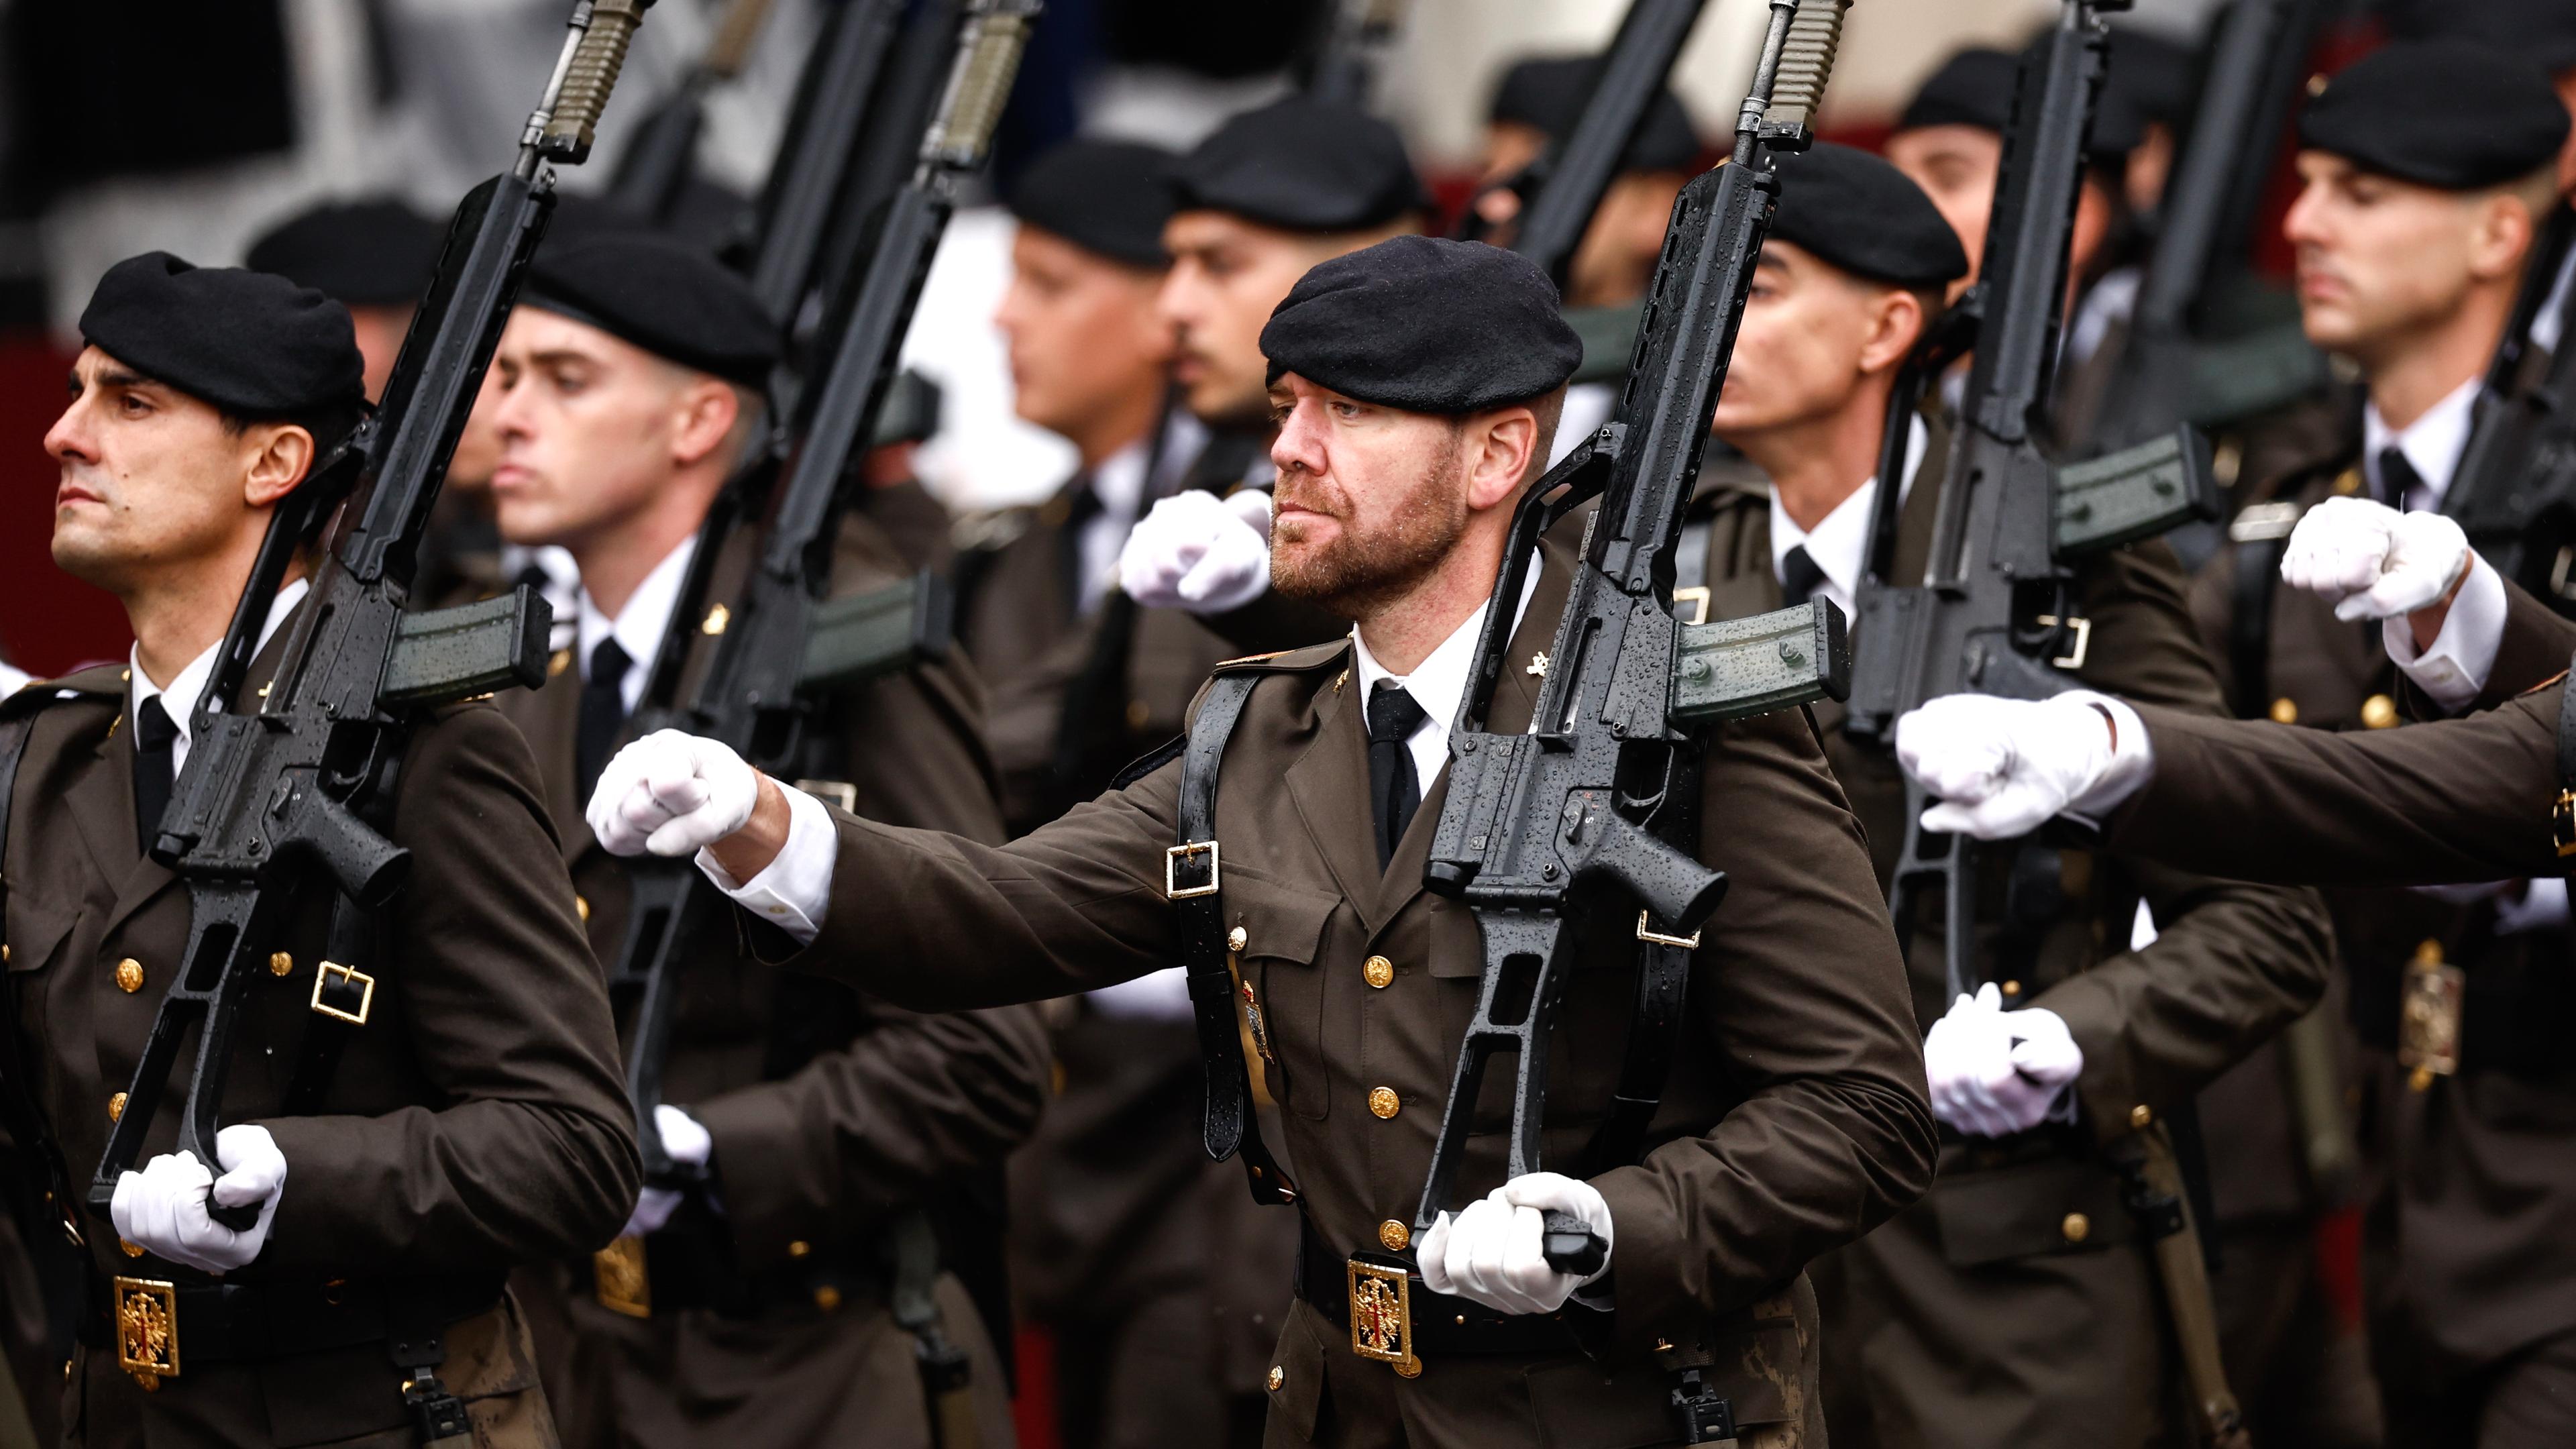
(217, 396, 370, 481)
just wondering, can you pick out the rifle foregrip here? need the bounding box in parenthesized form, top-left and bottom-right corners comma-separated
(1764, 0, 1851, 134)
(543, 0, 651, 162)
(926, 7, 1036, 168)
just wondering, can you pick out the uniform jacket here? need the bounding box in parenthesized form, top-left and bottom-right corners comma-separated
(3, 627, 639, 1449)
(758, 536, 1939, 1447)
(1684, 419, 2334, 1449)
(495, 515, 1046, 1449)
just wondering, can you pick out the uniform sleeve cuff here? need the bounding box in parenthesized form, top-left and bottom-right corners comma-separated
(2061, 692, 2153, 822)
(698, 783, 837, 946)
(2383, 555, 2504, 716)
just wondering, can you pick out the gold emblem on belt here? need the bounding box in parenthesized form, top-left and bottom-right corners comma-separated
(113, 1276, 179, 1389)
(1346, 1258, 1420, 1377)
(594, 1235, 652, 1318)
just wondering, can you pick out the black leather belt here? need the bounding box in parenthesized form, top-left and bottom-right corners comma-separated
(91, 1271, 502, 1372)
(1294, 1219, 1595, 1358)
(572, 1228, 885, 1321)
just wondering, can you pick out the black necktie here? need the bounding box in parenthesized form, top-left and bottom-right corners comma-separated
(1060, 474, 1102, 614)
(1781, 543, 1827, 606)
(132, 696, 178, 851)
(1365, 682, 1429, 870)
(577, 637, 633, 807)
(2377, 447, 2426, 511)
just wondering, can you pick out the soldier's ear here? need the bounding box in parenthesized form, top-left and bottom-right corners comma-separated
(667, 376, 742, 469)
(1464, 407, 1539, 512)
(242, 422, 316, 509)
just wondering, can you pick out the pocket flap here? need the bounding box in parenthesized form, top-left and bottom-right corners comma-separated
(3, 897, 80, 975)
(1230, 878, 1340, 966)
(1265, 1299, 1331, 1443)
(1931, 1150, 2137, 1268)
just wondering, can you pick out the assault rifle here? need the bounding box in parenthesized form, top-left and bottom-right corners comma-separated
(609, 0, 1039, 1185)
(605, 0, 776, 223)
(1415, 0, 1851, 1270)
(91, 0, 653, 1224)
(1844, 0, 2216, 1002)
(2443, 210, 2576, 611)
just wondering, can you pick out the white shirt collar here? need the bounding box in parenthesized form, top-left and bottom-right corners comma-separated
(1768, 412, 1929, 619)
(577, 537, 698, 716)
(130, 577, 311, 775)
(2362, 375, 2481, 509)
(1348, 554, 1544, 790)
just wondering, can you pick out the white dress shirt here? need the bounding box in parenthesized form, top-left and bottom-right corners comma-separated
(2362, 377, 2479, 511)
(499, 541, 581, 649)
(576, 539, 697, 716)
(708, 554, 1545, 945)
(0, 661, 30, 702)
(1075, 413, 1210, 614)
(129, 578, 311, 777)
(1768, 413, 1929, 620)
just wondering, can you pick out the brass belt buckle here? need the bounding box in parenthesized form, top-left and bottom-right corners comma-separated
(310, 960, 376, 1026)
(594, 1235, 651, 1319)
(113, 1276, 179, 1390)
(1346, 1258, 1421, 1378)
(1165, 840, 1221, 899)
(2553, 788, 2576, 859)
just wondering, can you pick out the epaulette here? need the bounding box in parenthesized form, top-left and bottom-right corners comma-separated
(2518, 669, 2570, 699)
(1210, 640, 1349, 674)
(0, 664, 123, 721)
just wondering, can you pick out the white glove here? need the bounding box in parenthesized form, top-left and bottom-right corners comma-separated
(1896, 693, 2118, 840)
(110, 1125, 286, 1273)
(587, 729, 761, 858)
(1923, 984, 2085, 1137)
(2278, 496, 2471, 623)
(1416, 1171, 1613, 1316)
(622, 1106, 712, 1238)
(1116, 490, 1273, 614)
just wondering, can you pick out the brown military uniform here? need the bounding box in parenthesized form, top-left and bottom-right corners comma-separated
(494, 516, 1046, 1449)
(1, 631, 640, 1448)
(1680, 419, 2336, 1449)
(749, 535, 1940, 1448)
(2191, 425, 2576, 1448)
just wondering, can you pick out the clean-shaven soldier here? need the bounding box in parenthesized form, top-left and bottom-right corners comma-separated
(965, 136, 1297, 1449)
(592, 237, 1937, 1448)
(4, 254, 637, 1446)
(1678, 144, 2337, 1449)
(2182, 45, 2576, 1449)
(478, 233, 1044, 1449)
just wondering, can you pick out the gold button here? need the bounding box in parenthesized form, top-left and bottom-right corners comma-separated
(1126, 700, 1151, 731)
(2000, 979, 2021, 998)
(1379, 1219, 1410, 1252)
(788, 1240, 812, 1259)
(2361, 694, 2398, 730)
(576, 895, 592, 924)
(812, 1285, 842, 1312)
(2268, 697, 2298, 725)
(2414, 938, 2444, 967)
(2129, 1104, 2152, 1129)
(270, 953, 293, 978)
(1364, 955, 1395, 989)
(1393, 1357, 1422, 1379)
(1267, 1366, 1285, 1393)
(114, 958, 143, 994)
(2061, 1212, 2090, 1244)
(2332, 468, 2362, 496)
(120, 1239, 144, 1259)
(107, 1092, 127, 1122)
(2409, 1065, 2436, 1092)
(1368, 1086, 1400, 1120)
(2, 945, 11, 963)
(549, 649, 572, 679)
(1228, 926, 1248, 953)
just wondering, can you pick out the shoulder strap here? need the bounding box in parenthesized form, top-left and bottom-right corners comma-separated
(2557, 653, 2576, 790)
(2229, 536, 2286, 718)
(0, 708, 89, 1258)
(1170, 672, 1293, 1206)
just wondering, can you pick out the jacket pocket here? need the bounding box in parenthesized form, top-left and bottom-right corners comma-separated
(1232, 878, 1340, 1122)
(1931, 1149, 2137, 1267)
(3, 897, 80, 977)
(1263, 1298, 1332, 1444)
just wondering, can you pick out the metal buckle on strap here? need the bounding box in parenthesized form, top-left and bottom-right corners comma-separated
(2555, 790, 2576, 859)
(1346, 1258, 1421, 1378)
(2036, 614, 2093, 671)
(113, 1276, 179, 1389)
(1635, 911, 1703, 950)
(794, 777, 859, 814)
(1165, 840, 1221, 900)
(1672, 586, 1711, 627)
(310, 961, 376, 1026)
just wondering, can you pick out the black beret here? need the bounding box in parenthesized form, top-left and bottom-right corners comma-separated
(2387, 0, 2576, 76)
(1260, 236, 1580, 413)
(2104, 28, 2196, 130)
(521, 233, 779, 390)
(245, 199, 445, 308)
(1769, 142, 1970, 288)
(2299, 41, 2570, 191)
(1897, 46, 2143, 162)
(1170, 97, 1430, 233)
(1008, 138, 1179, 269)
(78, 251, 364, 417)
(1489, 54, 1702, 174)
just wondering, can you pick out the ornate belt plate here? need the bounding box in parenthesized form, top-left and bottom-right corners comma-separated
(113, 1276, 179, 1389)
(594, 1235, 651, 1318)
(1346, 1258, 1421, 1377)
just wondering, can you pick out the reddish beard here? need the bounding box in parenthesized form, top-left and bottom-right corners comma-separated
(1271, 447, 1468, 619)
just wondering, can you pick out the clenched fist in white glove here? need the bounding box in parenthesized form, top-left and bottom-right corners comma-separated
(111, 1124, 286, 1273)
(623, 1105, 713, 1238)
(1417, 1171, 1612, 1317)
(1895, 693, 2126, 840)
(2279, 496, 2471, 623)
(1117, 489, 1273, 614)
(588, 730, 761, 859)
(1924, 984, 2085, 1136)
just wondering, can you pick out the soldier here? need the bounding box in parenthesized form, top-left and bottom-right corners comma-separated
(243, 199, 446, 402)
(475, 230, 1045, 1449)
(590, 235, 1940, 1448)
(1475, 54, 1701, 311)
(3, 255, 639, 1444)
(1681, 142, 2337, 1448)
(2182, 42, 2576, 1448)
